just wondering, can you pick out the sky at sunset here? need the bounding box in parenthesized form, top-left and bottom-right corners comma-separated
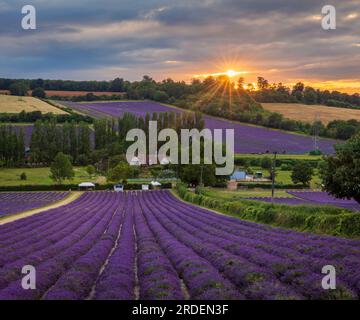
(1, 0, 360, 93)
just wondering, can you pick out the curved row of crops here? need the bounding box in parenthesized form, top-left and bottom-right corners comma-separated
(0, 192, 70, 217)
(0, 190, 359, 300)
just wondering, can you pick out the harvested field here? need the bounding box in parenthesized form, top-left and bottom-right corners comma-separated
(261, 103, 360, 124)
(0, 95, 67, 114)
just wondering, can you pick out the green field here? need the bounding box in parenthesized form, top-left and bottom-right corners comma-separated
(0, 167, 100, 186)
(237, 166, 321, 188)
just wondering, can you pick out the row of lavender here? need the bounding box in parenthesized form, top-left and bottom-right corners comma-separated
(0, 192, 70, 217)
(247, 191, 360, 211)
(67, 101, 338, 154)
(0, 190, 359, 300)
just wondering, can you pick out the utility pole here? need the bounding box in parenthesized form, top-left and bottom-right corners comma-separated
(271, 151, 277, 200)
(229, 81, 232, 113)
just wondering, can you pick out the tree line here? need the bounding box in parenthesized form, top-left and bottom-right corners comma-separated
(251, 77, 360, 109)
(0, 126, 25, 167)
(29, 121, 92, 165)
(0, 110, 93, 124)
(2, 75, 359, 108)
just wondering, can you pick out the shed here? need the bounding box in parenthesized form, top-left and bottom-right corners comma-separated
(230, 171, 246, 181)
(78, 182, 95, 190)
(151, 181, 162, 186)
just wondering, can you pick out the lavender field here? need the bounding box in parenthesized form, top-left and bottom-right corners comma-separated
(288, 191, 360, 211)
(0, 192, 70, 217)
(0, 190, 359, 300)
(247, 191, 360, 211)
(68, 101, 338, 154)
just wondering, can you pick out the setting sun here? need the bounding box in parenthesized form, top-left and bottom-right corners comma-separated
(226, 70, 237, 77)
(193, 69, 248, 79)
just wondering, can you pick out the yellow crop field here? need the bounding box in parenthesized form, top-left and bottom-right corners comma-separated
(0, 95, 68, 114)
(261, 103, 360, 124)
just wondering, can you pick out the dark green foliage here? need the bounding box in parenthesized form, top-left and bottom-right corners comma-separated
(0, 126, 25, 166)
(32, 87, 46, 98)
(320, 133, 360, 204)
(0, 110, 93, 124)
(260, 156, 272, 169)
(291, 161, 314, 186)
(107, 162, 133, 183)
(50, 152, 74, 184)
(9, 81, 29, 96)
(20, 172, 27, 180)
(29, 120, 91, 165)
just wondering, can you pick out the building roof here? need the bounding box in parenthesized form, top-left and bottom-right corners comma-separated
(151, 181, 162, 186)
(230, 171, 246, 180)
(78, 182, 95, 187)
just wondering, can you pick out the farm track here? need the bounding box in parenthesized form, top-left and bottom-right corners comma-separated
(0, 192, 80, 225)
(0, 190, 359, 300)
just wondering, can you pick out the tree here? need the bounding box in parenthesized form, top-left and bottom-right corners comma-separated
(153, 90, 169, 102)
(320, 134, 360, 203)
(32, 87, 46, 98)
(303, 87, 318, 105)
(20, 172, 27, 180)
(50, 152, 74, 184)
(260, 156, 272, 169)
(107, 162, 132, 183)
(291, 82, 304, 101)
(257, 77, 269, 90)
(179, 164, 218, 186)
(291, 161, 314, 186)
(9, 82, 29, 96)
(110, 78, 124, 92)
(86, 164, 96, 178)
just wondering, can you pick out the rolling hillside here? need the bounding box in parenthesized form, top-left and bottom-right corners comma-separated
(0, 95, 67, 114)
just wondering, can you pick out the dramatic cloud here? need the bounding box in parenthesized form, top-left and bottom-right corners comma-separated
(0, 0, 359, 91)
